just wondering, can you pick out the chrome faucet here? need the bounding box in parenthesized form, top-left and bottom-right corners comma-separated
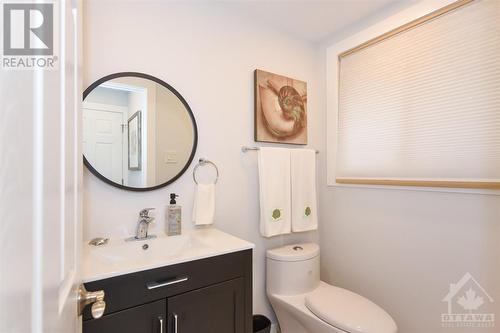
(126, 208, 157, 242)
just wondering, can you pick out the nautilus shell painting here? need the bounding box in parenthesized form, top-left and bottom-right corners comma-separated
(254, 69, 307, 144)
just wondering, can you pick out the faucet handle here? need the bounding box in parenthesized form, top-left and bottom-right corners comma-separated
(139, 208, 155, 218)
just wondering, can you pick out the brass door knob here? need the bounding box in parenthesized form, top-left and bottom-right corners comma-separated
(78, 285, 106, 319)
(91, 299, 106, 319)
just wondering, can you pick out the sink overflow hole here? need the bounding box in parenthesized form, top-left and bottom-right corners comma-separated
(142, 244, 149, 250)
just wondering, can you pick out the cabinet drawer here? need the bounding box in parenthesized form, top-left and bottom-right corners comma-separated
(83, 250, 251, 320)
(83, 299, 166, 333)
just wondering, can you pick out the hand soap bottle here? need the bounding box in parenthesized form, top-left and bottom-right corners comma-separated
(167, 193, 182, 236)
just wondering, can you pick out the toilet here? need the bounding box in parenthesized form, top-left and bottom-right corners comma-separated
(266, 243, 397, 333)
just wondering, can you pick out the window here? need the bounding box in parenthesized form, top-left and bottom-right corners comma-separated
(332, 0, 500, 189)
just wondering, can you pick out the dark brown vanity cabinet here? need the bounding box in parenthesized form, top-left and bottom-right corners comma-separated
(83, 250, 252, 333)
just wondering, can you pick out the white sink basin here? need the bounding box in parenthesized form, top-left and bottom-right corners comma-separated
(82, 227, 254, 282)
(88, 234, 203, 263)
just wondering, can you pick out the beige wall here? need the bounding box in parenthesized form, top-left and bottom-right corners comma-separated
(154, 86, 194, 183)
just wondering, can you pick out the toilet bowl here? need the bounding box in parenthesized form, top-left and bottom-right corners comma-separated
(266, 243, 397, 333)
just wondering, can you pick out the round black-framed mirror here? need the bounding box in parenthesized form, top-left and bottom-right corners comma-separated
(83, 72, 198, 191)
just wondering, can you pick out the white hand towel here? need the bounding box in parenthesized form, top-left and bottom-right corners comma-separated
(291, 149, 318, 232)
(258, 147, 291, 238)
(192, 183, 215, 225)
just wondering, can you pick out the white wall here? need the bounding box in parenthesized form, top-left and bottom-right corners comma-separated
(319, 187, 500, 333)
(319, 2, 500, 333)
(82, 1, 320, 323)
(85, 86, 129, 107)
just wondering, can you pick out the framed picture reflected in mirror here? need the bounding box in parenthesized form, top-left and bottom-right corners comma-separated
(128, 110, 142, 171)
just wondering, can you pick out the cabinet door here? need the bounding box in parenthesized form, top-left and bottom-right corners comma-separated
(84, 299, 166, 333)
(167, 278, 245, 333)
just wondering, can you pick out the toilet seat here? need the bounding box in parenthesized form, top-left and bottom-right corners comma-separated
(305, 283, 397, 333)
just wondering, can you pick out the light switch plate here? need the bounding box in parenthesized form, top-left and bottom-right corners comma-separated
(164, 151, 177, 164)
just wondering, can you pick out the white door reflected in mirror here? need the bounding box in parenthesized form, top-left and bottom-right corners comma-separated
(83, 74, 197, 190)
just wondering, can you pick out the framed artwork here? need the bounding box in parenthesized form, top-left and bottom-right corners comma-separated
(254, 69, 307, 144)
(128, 111, 142, 170)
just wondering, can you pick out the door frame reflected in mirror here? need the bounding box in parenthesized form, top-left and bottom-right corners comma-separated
(83, 72, 198, 191)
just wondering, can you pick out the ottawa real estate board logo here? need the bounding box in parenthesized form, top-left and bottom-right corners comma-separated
(1, 1, 58, 70)
(442, 272, 495, 328)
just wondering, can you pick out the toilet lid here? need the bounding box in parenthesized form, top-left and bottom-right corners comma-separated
(305, 285, 397, 333)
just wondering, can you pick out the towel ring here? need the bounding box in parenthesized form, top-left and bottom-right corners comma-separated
(193, 158, 219, 185)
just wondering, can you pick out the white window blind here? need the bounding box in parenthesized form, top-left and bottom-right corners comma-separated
(337, 0, 500, 188)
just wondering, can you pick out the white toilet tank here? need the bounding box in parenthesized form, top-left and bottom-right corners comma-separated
(266, 243, 320, 296)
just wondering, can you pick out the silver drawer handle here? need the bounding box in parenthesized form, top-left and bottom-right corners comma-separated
(173, 313, 178, 333)
(146, 277, 188, 290)
(158, 316, 164, 333)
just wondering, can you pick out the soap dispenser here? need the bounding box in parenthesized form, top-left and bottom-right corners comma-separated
(167, 193, 182, 236)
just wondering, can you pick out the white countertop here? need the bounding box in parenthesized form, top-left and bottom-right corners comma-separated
(82, 227, 255, 283)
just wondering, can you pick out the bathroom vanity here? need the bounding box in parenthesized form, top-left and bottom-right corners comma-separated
(82, 228, 254, 333)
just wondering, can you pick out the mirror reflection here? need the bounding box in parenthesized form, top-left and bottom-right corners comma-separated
(83, 74, 197, 190)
